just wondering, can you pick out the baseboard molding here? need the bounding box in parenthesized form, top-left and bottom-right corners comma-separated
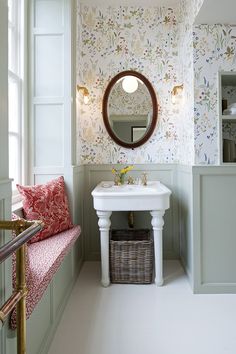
(180, 255, 193, 289)
(193, 283, 236, 294)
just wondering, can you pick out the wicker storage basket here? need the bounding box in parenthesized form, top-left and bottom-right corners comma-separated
(110, 229, 153, 284)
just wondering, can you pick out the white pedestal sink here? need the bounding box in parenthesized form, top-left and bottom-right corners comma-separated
(92, 181, 171, 287)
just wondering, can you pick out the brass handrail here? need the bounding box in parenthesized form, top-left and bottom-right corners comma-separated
(0, 218, 43, 354)
(0, 221, 42, 264)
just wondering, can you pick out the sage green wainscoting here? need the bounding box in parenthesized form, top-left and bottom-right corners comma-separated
(83, 164, 236, 294)
(26, 250, 82, 354)
(176, 165, 193, 288)
(1, 162, 236, 354)
(191, 166, 236, 294)
(83, 164, 180, 261)
(177, 165, 236, 294)
(0, 180, 12, 354)
(0, 2, 13, 353)
(72, 165, 85, 272)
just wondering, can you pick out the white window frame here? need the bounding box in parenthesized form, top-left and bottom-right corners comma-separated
(8, 0, 27, 205)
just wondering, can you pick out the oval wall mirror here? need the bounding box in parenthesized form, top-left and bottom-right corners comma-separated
(102, 70, 158, 148)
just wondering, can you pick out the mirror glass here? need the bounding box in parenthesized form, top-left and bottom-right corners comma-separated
(102, 71, 158, 148)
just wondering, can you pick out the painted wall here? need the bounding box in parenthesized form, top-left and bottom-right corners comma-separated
(193, 25, 236, 164)
(76, 4, 188, 165)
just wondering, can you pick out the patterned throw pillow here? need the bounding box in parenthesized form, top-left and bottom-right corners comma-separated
(17, 176, 73, 243)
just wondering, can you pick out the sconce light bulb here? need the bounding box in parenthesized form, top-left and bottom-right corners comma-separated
(77, 85, 90, 104)
(84, 95, 89, 104)
(171, 95, 176, 104)
(122, 76, 138, 93)
(171, 84, 183, 104)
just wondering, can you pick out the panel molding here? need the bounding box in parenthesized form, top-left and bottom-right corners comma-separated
(0, 1, 12, 352)
(192, 166, 236, 293)
(26, 244, 83, 354)
(0, 179, 14, 353)
(176, 165, 194, 288)
(0, 0, 8, 181)
(29, 0, 75, 185)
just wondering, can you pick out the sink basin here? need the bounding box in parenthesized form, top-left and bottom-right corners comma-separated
(92, 181, 171, 211)
(99, 182, 159, 193)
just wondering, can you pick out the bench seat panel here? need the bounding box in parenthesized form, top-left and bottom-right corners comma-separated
(11, 225, 81, 329)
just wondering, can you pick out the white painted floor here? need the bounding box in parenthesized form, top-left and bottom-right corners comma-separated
(48, 261, 236, 354)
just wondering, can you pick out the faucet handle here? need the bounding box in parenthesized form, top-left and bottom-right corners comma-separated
(141, 172, 148, 186)
(127, 176, 135, 185)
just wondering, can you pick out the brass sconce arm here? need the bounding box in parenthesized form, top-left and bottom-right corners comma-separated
(77, 85, 90, 104)
(171, 84, 183, 96)
(171, 84, 184, 104)
(77, 85, 89, 96)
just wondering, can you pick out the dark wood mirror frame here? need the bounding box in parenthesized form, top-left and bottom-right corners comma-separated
(102, 70, 158, 149)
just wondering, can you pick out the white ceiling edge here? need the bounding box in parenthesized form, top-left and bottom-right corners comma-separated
(195, 0, 236, 25)
(78, 0, 179, 7)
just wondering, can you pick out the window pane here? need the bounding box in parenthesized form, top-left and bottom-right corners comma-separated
(8, 28, 17, 74)
(8, 78, 20, 133)
(8, 0, 23, 192)
(9, 134, 20, 190)
(8, 0, 14, 24)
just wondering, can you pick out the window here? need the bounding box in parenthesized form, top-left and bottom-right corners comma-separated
(8, 0, 25, 199)
(8, 0, 23, 196)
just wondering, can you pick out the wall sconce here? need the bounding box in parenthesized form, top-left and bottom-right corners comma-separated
(77, 85, 89, 104)
(171, 84, 184, 104)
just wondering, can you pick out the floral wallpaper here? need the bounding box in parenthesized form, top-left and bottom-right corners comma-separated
(77, 1, 221, 166)
(193, 25, 236, 164)
(76, 4, 185, 165)
(177, 0, 196, 165)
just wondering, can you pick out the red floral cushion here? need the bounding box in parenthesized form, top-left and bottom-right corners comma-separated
(17, 176, 73, 243)
(10, 225, 81, 329)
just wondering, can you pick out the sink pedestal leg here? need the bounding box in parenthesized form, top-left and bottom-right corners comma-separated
(150, 210, 165, 286)
(97, 210, 112, 287)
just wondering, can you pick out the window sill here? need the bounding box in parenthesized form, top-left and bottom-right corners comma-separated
(12, 200, 23, 214)
(12, 193, 23, 213)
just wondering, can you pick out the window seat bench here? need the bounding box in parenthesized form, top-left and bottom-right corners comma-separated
(10, 224, 81, 329)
